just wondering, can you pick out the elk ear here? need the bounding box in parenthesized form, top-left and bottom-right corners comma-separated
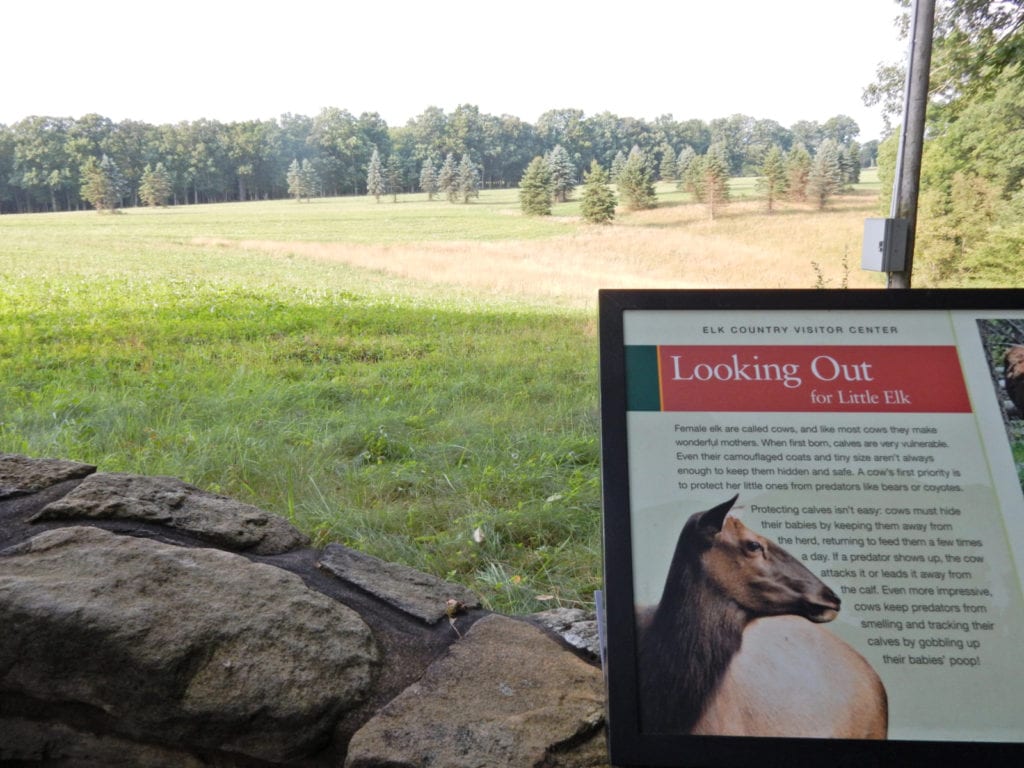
(697, 494, 739, 534)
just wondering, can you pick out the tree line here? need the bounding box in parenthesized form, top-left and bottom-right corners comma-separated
(0, 106, 872, 214)
(518, 135, 859, 225)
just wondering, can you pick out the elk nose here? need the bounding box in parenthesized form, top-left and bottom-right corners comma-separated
(821, 585, 841, 610)
(804, 583, 842, 623)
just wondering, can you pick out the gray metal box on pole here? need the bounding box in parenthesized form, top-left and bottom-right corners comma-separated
(862, 218, 908, 272)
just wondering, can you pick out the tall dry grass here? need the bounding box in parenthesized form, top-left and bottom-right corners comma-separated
(196, 194, 884, 307)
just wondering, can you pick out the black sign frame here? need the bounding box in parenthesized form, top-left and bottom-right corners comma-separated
(599, 288, 1024, 768)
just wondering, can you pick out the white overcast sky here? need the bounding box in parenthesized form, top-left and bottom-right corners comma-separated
(2, 0, 908, 141)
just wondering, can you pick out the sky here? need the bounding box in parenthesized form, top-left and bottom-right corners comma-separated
(2, 0, 908, 142)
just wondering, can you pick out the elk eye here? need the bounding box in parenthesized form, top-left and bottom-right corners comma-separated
(744, 540, 764, 555)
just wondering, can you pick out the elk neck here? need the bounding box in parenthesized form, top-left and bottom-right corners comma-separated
(639, 561, 748, 733)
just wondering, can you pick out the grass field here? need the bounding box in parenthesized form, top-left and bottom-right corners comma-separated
(1, 177, 889, 612)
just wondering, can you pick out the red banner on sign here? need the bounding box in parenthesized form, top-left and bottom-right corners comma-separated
(656, 345, 971, 413)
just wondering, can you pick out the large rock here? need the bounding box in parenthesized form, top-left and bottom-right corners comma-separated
(532, 607, 602, 660)
(0, 526, 380, 763)
(0, 455, 611, 767)
(29, 471, 308, 554)
(318, 542, 480, 624)
(1, 718, 206, 768)
(344, 614, 607, 768)
(0, 454, 95, 500)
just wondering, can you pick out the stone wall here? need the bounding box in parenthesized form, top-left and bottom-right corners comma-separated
(0, 454, 608, 767)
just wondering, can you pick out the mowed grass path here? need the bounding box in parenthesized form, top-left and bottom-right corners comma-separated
(0, 181, 882, 611)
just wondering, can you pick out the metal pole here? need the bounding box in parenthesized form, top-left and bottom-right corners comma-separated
(888, 0, 936, 289)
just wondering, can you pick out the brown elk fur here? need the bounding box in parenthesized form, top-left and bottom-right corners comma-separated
(637, 495, 888, 738)
(1004, 345, 1024, 414)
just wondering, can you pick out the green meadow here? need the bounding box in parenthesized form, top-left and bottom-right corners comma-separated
(1, 181, 885, 612)
(1, 191, 603, 613)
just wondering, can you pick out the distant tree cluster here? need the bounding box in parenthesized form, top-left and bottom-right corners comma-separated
(0, 106, 868, 214)
(287, 159, 319, 201)
(519, 143, 618, 221)
(515, 129, 861, 222)
(139, 162, 173, 207)
(79, 155, 126, 212)
(748, 139, 858, 213)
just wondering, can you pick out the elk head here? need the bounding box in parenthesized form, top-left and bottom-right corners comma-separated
(687, 495, 840, 623)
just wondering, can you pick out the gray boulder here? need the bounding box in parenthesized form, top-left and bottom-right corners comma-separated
(345, 614, 607, 768)
(1, 718, 207, 768)
(0, 453, 95, 500)
(0, 454, 610, 767)
(29, 471, 309, 554)
(0, 526, 380, 763)
(318, 542, 480, 624)
(532, 607, 602, 660)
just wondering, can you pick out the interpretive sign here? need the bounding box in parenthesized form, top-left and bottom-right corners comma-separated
(599, 289, 1024, 768)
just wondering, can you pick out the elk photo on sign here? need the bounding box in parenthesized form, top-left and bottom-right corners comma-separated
(636, 495, 888, 738)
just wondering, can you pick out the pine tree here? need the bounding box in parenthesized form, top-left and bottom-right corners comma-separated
(616, 146, 656, 211)
(386, 155, 403, 202)
(659, 145, 678, 182)
(419, 156, 438, 200)
(366, 147, 385, 202)
(698, 144, 731, 220)
(519, 156, 554, 216)
(755, 145, 788, 213)
(288, 159, 317, 201)
(580, 160, 617, 224)
(785, 144, 812, 202)
(300, 159, 319, 198)
(676, 146, 697, 192)
(438, 153, 457, 202)
(286, 159, 304, 201)
(456, 154, 480, 203)
(80, 154, 126, 212)
(545, 144, 576, 203)
(610, 150, 627, 184)
(842, 142, 861, 186)
(806, 139, 843, 210)
(139, 162, 172, 207)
